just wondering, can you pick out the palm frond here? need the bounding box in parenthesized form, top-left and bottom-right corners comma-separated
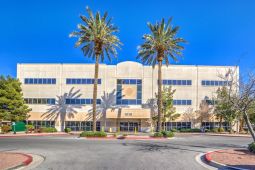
(137, 17, 186, 66)
(70, 6, 122, 62)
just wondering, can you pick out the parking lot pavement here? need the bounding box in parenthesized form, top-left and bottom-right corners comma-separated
(0, 134, 252, 170)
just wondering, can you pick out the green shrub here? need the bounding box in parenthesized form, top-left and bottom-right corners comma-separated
(191, 128, 201, 132)
(212, 128, 219, 133)
(123, 133, 128, 137)
(218, 128, 225, 133)
(180, 128, 201, 133)
(205, 129, 210, 133)
(170, 129, 179, 132)
(80, 131, 107, 137)
(153, 132, 164, 137)
(40, 127, 57, 133)
(248, 142, 255, 153)
(25, 125, 34, 133)
(165, 131, 174, 138)
(64, 128, 71, 133)
(1, 125, 11, 133)
(211, 128, 225, 133)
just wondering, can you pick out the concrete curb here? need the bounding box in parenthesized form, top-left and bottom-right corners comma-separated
(204, 150, 249, 170)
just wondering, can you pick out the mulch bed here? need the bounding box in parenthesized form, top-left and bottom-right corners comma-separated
(0, 152, 28, 170)
(210, 149, 255, 169)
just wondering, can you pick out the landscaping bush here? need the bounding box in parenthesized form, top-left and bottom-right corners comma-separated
(153, 132, 164, 137)
(80, 131, 107, 137)
(25, 125, 34, 133)
(179, 128, 201, 133)
(39, 127, 57, 133)
(1, 125, 11, 133)
(164, 131, 174, 138)
(170, 128, 179, 132)
(248, 142, 255, 154)
(64, 128, 71, 133)
(218, 128, 225, 133)
(211, 128, 225, 133)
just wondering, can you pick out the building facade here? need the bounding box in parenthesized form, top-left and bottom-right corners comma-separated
(17, 61, 239, 132)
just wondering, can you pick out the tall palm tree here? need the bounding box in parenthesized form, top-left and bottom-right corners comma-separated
(70, 7, 122, 132)
(137, 18, 186, 132)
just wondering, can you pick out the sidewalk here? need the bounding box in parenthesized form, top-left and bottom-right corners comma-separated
(0, 132, 69, 138)
(205, 149, 255, 170)
(176, 132, 252, 138)
(0, 152, 32, 170)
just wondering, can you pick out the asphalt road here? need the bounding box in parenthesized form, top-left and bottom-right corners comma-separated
(0, 134, 252, 170)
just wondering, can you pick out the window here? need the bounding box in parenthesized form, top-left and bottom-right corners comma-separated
(25, 98, 55, 105)
(27, 121, 55, 129)
(24, 78, 56, 84)
(162, 79, 192, 86)
(66, 78, 101, 84)
(65, 98, 101, 105)
(65, 121, 100, 131)
(116, 79, 142, 105)
(173, 99, 192, 105)
(164, 122, 191, 131)
(202, 122, 230, 130)
(202, 80, 231, 86)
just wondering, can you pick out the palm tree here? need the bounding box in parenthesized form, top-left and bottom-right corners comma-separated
(70, 7, 122, 132)
(137, 18, 186, 132)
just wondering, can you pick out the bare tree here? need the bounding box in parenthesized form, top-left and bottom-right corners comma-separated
(183, 107, 196, 128)
(196, 97, 213, 125)
(219, 68, 255, 141)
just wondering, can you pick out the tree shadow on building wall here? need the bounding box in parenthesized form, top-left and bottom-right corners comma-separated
(41, 87, 82, 131)
(87, 89, 129, 128)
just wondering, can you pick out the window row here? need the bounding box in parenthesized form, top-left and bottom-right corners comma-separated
(66, 78, 101, 85)
(163, 122, 191, 131)
(201, 122, 230, 130)
(65, 98, 101, 105)
(173, 100, 192, 105)
(116, 99, 142, 105)
(27, 121, 55, 129)
(65, 121, 101, 131)
(162, 80, 192, 86)
(24, 78, 56, 84)
(24, 98, 56, 105)
(117, 79, 142, 85)
(201, 80, 230, 86)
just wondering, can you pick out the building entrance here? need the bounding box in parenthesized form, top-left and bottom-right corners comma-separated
(120, 122, 140, 132)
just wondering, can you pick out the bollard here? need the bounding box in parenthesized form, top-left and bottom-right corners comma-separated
(134, 127, 137, 134)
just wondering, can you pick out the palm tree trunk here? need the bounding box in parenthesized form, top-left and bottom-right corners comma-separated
(92, 55, 100, 132)
(157, 60, 163, 132)
(243, 111, 255, 141)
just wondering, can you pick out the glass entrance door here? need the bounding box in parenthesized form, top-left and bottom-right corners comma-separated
(120, 122, 140, 132)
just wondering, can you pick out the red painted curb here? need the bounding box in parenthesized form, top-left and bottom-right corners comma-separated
(205, 152, 212, 162)
(20, 153, 33, 165)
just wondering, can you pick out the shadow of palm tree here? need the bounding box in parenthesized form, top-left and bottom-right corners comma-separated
(41, 87, 82, 131)
(87, 89, 130, 131)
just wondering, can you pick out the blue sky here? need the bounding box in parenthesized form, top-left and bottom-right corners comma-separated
(0, 0, 255, 77)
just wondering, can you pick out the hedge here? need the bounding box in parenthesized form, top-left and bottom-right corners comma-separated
(80, 131, 107, 137)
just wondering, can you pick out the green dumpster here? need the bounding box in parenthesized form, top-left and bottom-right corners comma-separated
(12, 121, 26, 132)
